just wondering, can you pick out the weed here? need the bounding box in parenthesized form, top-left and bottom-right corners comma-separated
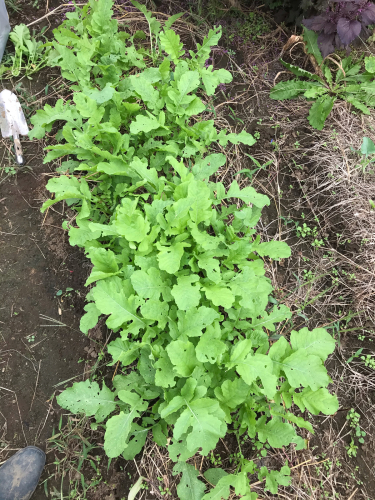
(296, 222, 318, 239)
(345, 408, 366, 457)
(45, 416, 103, 499)
(238, 156, 273, 182)
(5, 0, 21, 13)
(210, 452, 222, 466)
(3, 166, 17, 175)
(360, 354, 375, 369)
(271, 27, 375, 130)
(227, 11, 271, 43)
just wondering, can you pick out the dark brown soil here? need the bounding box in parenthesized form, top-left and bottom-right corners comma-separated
(0, 140, 91, 498)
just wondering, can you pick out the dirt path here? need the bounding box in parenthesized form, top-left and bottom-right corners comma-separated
(0, 149, 89, 497)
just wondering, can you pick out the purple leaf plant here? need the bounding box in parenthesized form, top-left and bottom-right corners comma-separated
(303, 0, 375, 57)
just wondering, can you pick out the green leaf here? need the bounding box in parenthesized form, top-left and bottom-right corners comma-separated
(203, 285, 234, 309)
(131, 267, 171, 301)
(290, 328, 335, 362)
(141, 298, 169, 325)
(157, 241, 188, 274)
(91, 276, 145, 330)
(192, 153, 226, 180)
(308, 95, 336, 130)
(167, 339, 200, 377)
(250, 304, 291, 332)
(204, 468, 228, 486)
(365, 55, 375, 74)
(230, 268, 273, 315)
(104, 391, 148, 458)
(226, 180, 269, 208)
(293, 387, 339, 415)
(171, 275, 201, 310)
(223, 130, 256, 146)
(280, 59, 323, 82)
(346, 96, 370, 115)
(85, 247, 119, 285)
(201, 476, 231, 500)
(214, 378, 250, 409)
(169, 70, 200, 108)
(178, 306, 220, 337)
(164, 12, 185, 30)
(256, 240, 291, 259)
(185, 96, 206, 116)
(361, 136, 375, 156)
(196, 328, 226, 364)
(107, 338, 140, 366)
(257, 419, 296, 448)
(174, 398, 227, 454)
(201, 67, 232, 96)
(270, 81, 315, 100)
(160, 29, 184, 63)
(197, 252, 221, 283)
(258, 464, 291, 494)
(303, 85, 328, 98)
(115, 209, 150, 243)
(122, 424, 148, 460)
(279, 350, 330, 391)
(80, 302, 101, 334)
(195, 27, 222, 64)
(29, 99, 80, 139)
(57, 380, 116, 422)
(129, 74, 159, 109)
(235, 352, 278, 399)
(155, 351, 176, 388)
(173, 462, 206, 500)
(303, 27, 323, 65)
(130, 112, 161, 134)
(201, 473, 249, 500)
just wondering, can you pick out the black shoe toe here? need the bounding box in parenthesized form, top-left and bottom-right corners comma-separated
(0, 446, 46, 500)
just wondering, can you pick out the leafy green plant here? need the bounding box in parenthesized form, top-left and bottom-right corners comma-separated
(271, 28, 375, 130)
(30, 1, 338, 497)
(346, 408, 366, 458)
(5, 0, 21, 13)
(238, 156, 273, 182)
(352, 136, 375, 175)
(227, 11, 271, 43)
(360, 354, 375, 369)
(296, 222, 318, 238)
(0, 24, 52, 78)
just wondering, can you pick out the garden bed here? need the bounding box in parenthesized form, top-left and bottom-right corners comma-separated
(1, 0, 375, 499)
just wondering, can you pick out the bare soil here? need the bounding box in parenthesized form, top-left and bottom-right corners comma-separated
(0, 127, 90, 499)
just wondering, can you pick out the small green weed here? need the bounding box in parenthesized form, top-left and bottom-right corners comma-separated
(228, 12, 271, 43)
(45, 416, 104, 499)
(3, 166, 17, 175)
(5, 0, 21, 13)
(296, 222, 318, 238)
(238, 156, 272, 182)
(360, 354, 375, 369)
(345, 408, 366, 458)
